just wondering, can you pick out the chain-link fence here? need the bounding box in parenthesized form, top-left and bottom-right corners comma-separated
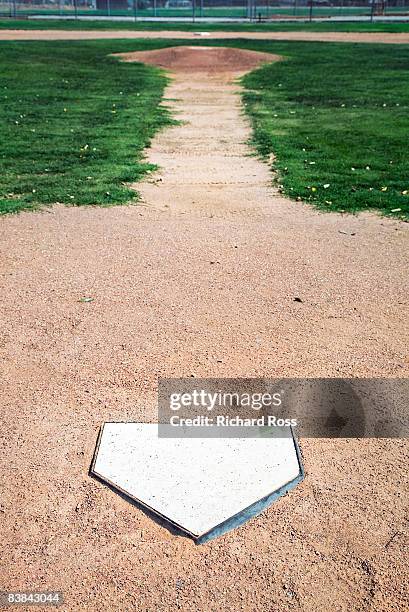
(1, 0, 409, 20)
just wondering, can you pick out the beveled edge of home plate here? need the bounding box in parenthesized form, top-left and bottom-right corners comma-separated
(90, 423, 304, 544)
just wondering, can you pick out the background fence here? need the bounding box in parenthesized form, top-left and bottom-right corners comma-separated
(1, 0, 409, 21)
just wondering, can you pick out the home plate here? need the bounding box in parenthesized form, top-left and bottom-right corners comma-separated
(91, 423, 304, 543)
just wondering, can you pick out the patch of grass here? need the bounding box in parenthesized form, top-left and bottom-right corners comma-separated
(239, 40, 409, 218)
(2, 18, 409, 33)
(0, 40, 174, 213)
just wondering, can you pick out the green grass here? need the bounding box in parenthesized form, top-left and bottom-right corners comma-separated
(2, 17, 409, 33)
(0, 40, 174, 213)
(239, 40, 409, 217)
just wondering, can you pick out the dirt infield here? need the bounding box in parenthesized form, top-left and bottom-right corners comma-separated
(115, 45, 281, 72)
(1, 28, 409, 43)
(0, 46, 408, 611)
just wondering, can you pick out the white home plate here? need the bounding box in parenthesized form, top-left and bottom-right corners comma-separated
(91, 423, 303, 543)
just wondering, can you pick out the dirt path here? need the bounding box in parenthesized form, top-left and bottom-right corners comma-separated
(1, 28, 409, 43)
(117, 46, 281, 218)
(0, 46, 408, 611)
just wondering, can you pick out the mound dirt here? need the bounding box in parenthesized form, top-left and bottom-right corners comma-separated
(115, 45, 280, 74)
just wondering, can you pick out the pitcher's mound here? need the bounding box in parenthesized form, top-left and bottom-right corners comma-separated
(114, 46, 280, 73)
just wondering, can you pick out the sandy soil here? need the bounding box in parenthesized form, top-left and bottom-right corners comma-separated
(1, 28, 409, 43)
(0, 46, 408, 611)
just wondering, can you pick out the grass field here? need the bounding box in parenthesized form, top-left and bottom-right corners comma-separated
(0, 40, 172, 213)
(0, 39, 408, 218)
(2, 17, 409, 33)
(240, 40, 409, 217)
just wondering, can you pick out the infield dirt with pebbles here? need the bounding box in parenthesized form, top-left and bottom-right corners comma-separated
(0, 46, 408, 611)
